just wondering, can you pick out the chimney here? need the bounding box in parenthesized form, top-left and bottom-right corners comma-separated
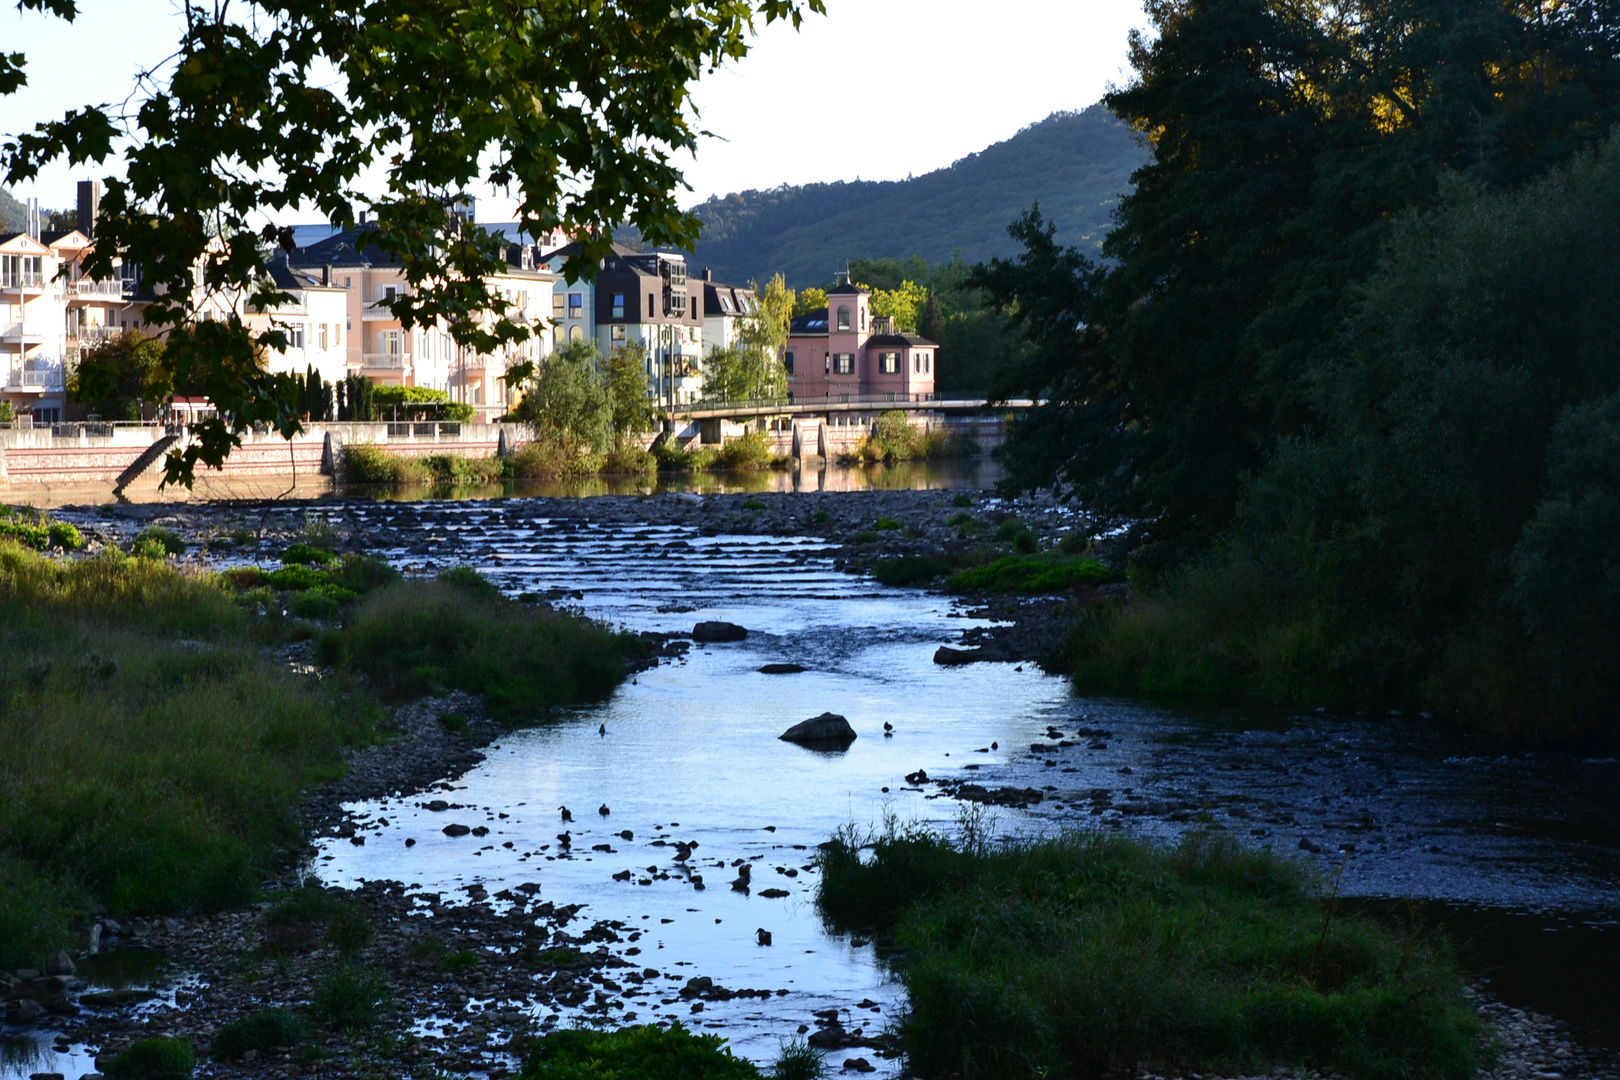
(703, 268, 713, 282)
(322, 265, 331, 286)
(77, 179, 101, 238)
(26, 197, 40, 240)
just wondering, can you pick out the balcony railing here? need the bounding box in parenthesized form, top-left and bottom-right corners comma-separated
(362, 352, 410, 369)
(1, 322, 55, 339)
(68, 325, 125, 344)
(0, 274, 47, 289)
(69, 279, 137, 298)
(7, 359, 65, 389)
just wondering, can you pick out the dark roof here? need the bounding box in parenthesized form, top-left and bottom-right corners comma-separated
(703, 279, 754, 314)
(827, 280, 867, 296)
(790, 307, 829, 334)
(264, 260, 332, 290)
(288, 224, 392, 268)
(866, 333, 939, 348)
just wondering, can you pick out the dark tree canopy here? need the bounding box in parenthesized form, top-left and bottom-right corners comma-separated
(979, 0, 1620, 560)
(2, 0, 821, 485)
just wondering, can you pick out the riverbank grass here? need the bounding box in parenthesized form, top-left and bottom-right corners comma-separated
(314, 569, 650, 716)
(816, 826, 1484, 1080)
(0, 543, 381, 967)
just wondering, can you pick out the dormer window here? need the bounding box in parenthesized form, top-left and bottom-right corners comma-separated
(836, 306, 850, 331)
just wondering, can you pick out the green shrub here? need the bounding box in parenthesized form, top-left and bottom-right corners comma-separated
(265, 886, 335, 927)
(211, 1009, 307, 1060)
(230, 529, 256, 546)
(265, 564, 328, 592)
(603, 439, 655, 474)
(742, 498, 767, 510)
(282, 543, 337, 566)
(817, 828, 1482, 1080)
(946, 511, 975, 527)
(48, 522, 85, 550)
(993, 518, 1028, 541)
(438, 949, 479, 974)
(133, 526, 186, 556)
(519, 1024, 761, 1080)
(0, 519, 50, 549)
(873, 517, 902, 530)
(311, 962, 390, 1031)
(437, 711, 469, 733)
(1013, 529, 1039, 554)
(438, 564, 502, 601)
(313, 580, 647, 717)
(130, 537, 166, 559)
(288, 588, 341, 620)
(948, 554, 1119, 593)
(423, 453, 508, 485)
(848, 530, 882, 545)
(951, 494, 974, 507)
(340, 442, 428, 484)
(511, 438, 602, 477)
(873, 556, 952, 587)
(0, 856, 80, 968)
(106, 1037, 195, 1080)
(325, 554, 401, 595)
(324, 901, 373, 955)
(717, 429, 775, 470)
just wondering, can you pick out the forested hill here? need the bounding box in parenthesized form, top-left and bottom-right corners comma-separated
(681, 104, 1146, 287)
(0, 188, 28, 233)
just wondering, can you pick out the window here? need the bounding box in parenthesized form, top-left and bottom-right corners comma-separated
(924, 352, 931, 373)
(784, 349, 795, 374)
(611, 323, 626, 341)
(720, 294, 734, 312)
(569, 292, 583, 318)
(880, 351, 898, 374)
(860, 308, 866, 331)
(318, 324, 329, 350)
(335, 325, 342, 345)
(553, 292, 565, 317)
(649, 292, 655, 314)
(836, 306, 850, 331)
(612, 293, 625, 318)
(289, 324, 306, 349)
(834, 353, 854, 375)
(569, 324, 583, 342)
(381, 284, 399, 304)
(0, 255, 43, 288)
(378, 330, 403, 356)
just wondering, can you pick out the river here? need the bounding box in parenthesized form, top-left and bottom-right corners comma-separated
(4, 474, 1617, 1079)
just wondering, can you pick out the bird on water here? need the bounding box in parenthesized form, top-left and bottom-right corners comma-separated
(559, 806, 573, 822)
(599, 803, 611, 817)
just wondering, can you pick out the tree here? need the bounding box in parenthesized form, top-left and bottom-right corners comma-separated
(1, 0, 823, 486)
(704, 273, 792, 401)
(978, 0, 1620, 561)
(862, 279, 927, 332)
(517, 339, 611, 458)
(606, 341, 655, 436)
(67, 330, 165, 420)
(337, 373, 375, 421)
(793, 287, 827, 318)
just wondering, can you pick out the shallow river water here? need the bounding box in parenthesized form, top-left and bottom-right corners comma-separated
(305, 498, 1620, 1068)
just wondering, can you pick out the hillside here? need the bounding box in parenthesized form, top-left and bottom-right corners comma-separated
(680, 103, 1147, 287)
(0, 187, 27, 233)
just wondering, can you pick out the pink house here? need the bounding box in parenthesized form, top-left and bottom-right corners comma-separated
(783, 280, 937, 401)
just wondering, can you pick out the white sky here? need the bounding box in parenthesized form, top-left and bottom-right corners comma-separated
(2, 0, 1147, 217)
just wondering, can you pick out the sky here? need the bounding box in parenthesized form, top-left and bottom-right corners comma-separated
(2, 0, 1147, 218)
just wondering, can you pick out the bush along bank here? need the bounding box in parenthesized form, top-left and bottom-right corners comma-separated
(0, 542, 653, 973)
(816, 825, 1486, 1080)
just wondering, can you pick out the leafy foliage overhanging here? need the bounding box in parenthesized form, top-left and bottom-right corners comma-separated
(1, 0, 823, 486)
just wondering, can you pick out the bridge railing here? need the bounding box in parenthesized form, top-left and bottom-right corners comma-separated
(674, 392, 1027, 414)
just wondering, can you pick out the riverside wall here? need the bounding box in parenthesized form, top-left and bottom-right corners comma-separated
(0, 413, 1007, 485)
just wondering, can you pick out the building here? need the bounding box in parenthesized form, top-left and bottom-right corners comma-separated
(699, 270, 757, 357)
(252, 259, 351, 388)
(783, 280, 937, 401)
(286, 224, 555, 421)
(542, 242, 705, 405)
(2, 189, 145, 423)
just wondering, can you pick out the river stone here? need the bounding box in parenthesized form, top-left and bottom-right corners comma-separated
(692, 621, 748, 643)
(43, 951, 75, 976)
(933, 645, 997, 665)
(779, 713, 857, 747)
(442, 823, 472, 837)
(5, 998, 43, 1023)
(758, 663, 806, 674)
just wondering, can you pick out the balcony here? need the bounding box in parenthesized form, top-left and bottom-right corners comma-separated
(362, 352, 410, 370)
(1, 322, 55, 340)
(6, 358, 65, 390)
(68, 325, 125, 344)
(69, 279, 137, 299)
(0, 274, 47, 290)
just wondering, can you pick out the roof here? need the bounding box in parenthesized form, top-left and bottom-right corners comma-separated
(867, 333, 939, 348)
(827, 280, 868, 296)
(703, 279, 755, 315)
(790, 307, 829, 334)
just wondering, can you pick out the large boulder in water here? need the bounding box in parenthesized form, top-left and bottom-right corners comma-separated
(693, 621, 748, 643)
(780, 712, 857, 747)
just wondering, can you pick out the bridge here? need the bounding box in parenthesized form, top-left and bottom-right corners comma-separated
(669, 393, 1039, 421)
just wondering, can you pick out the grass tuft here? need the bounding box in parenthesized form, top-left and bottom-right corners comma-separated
(816, 827, 1482, 1080)
(947, 554, 1120, 594)
(311, 962, 390, 1031)
(313, 580, 647, 717)
(873, 556, 953, 587)
(105, 1037, 195, 1080)
(519, 1023, 762, 1080)
(211, 1008, 307, 1061)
